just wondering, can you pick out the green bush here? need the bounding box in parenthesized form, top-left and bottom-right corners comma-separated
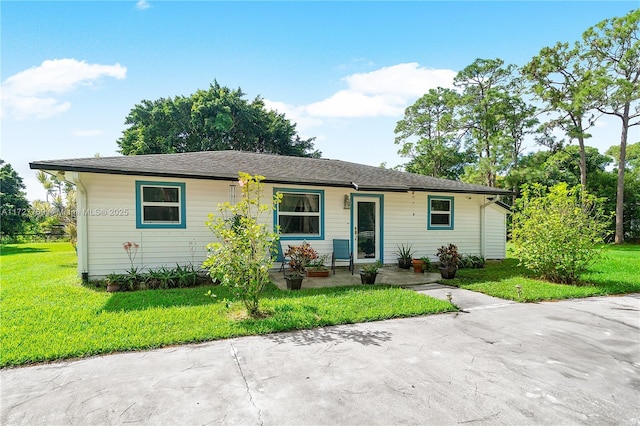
(458, 254, 485, 269)
(203, 173, 281, 317)
(511, 183, 610, 284)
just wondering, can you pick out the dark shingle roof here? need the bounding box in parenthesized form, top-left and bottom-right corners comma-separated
(30, 150, 512, 195)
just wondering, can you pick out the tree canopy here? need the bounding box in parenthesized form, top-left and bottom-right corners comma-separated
(392, 9, 639, 241)
(0, 160, 31, 237)
(117, 81, 320, 158)
(394, 88, 474, 180)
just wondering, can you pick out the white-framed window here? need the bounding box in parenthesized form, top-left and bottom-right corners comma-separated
(274, 189, 324, 240)
(136, 181, 186, 229)
(428, 195, 454, 230)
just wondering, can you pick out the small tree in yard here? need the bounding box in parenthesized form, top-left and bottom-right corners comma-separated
(203, 173, 281, 317)
(512, 183, 610, 284)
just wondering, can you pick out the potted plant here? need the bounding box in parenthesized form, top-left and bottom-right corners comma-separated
(436, 243, 461, 279)
(106, 273, 122, 292)
(359, 261, 382, 284)
(412, 257, 425, 273)
(419, 256, 432, 273)
(395, 244, 414, 269)
(306, 254, 330, 278)
(284, 242, 319, 290)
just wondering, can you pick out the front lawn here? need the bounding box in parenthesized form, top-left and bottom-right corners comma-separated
(0, 242, 455, 367)
(449, 244, 640, 301)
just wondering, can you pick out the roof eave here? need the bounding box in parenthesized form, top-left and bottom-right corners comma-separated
(29, 162, 513, 195)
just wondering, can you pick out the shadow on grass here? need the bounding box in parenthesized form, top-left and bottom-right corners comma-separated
(264, 324, 393, 347)
(0, 245, 50, 256)
(260, 282, 401, 300)
(449, 258, 531, 286)
(100, 285, 218, 312)
(99, 282, 402, 313)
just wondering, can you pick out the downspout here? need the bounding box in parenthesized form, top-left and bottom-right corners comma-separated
(66, 172, 88, 279)
(480, 197, 499, 258)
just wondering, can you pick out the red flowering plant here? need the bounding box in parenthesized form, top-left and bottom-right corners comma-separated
(284, 242, 318, 277)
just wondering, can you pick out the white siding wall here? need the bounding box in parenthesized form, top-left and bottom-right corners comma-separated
(382, 192, 485, 262)
(79, 172, 506, 278)
(484, 204, 507, 259)
(82, 173, 226, 278)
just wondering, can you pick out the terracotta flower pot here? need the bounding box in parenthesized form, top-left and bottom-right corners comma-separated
(306, 269, 330, 278)
(412, 259, 425, 273)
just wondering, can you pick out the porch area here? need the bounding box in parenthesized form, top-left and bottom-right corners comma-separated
(270, 266, 443, 290)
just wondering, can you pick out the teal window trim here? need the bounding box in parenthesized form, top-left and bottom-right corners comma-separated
(350, 194, 384, 263)
(273, 188, 325, 241)
(136, 181, 186, 229)
(427, 195, 454, 230)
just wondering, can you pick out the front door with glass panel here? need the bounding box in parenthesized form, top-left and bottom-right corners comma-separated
(353, 197, 380, 263)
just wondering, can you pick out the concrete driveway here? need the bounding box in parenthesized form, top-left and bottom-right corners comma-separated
(2, 291, 639, 425)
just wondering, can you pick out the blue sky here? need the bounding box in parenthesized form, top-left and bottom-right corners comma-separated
(2, 1, 638, 200)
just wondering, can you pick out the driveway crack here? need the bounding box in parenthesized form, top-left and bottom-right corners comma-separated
(230, 343, 263, 426)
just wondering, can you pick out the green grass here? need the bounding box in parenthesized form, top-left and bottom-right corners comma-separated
(0, 242, 455, 367)
(448, 245, 640, 302)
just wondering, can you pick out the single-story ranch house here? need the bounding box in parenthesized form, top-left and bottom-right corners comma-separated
(30, 150, 511, 279)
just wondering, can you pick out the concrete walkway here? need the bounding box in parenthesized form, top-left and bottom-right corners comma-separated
(2, 293, 639, 425)
(407, 283, 518, 311)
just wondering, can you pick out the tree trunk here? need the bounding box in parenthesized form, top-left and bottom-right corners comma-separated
(615, 106, 629, 244)
(577, 136, 587, 190)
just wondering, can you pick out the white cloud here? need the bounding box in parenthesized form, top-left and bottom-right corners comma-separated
(266, 62, 456, 125)
(1, 59, 127, 120)
(135, 0, 151, 10)
(73, 129, 104, 137)
(345, 63, 456, 97)
(263, 99, 323, 133)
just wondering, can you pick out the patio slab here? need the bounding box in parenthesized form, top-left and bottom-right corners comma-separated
(270, 266, 442, 290)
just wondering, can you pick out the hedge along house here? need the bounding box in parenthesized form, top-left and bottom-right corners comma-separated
(30, 150, 511, 279)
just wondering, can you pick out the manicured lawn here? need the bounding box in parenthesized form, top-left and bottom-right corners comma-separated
(449, 244, 640, 302)
(0, 242, 455, 367)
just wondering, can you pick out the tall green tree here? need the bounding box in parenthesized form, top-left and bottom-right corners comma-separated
(523, 41, 597, 189)
(394, 88, 473, 179)
(454, 58, 528, 187)
(583, 9, 640, 244)
(118, 81, 320, 157)
(0, 160, 30, 238)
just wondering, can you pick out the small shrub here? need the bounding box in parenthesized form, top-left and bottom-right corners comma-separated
(285, 242, 319, 276)
(436, 244, 460, 269)
(458, 254, 485, 269)
(395, 244, 414, 260)
(203, 173, 281, 317)
(419, 256, 432, 272)
(511, 183, 610, 284)
(361, 260, 382, 275)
